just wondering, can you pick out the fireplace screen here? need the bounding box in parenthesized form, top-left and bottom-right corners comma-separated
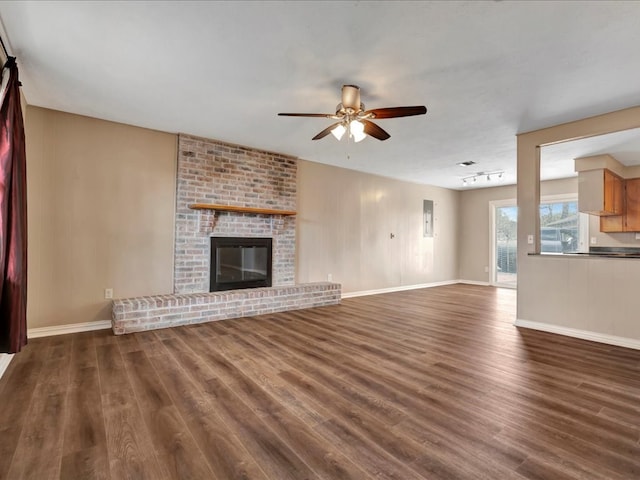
(210, 237, 272, 291)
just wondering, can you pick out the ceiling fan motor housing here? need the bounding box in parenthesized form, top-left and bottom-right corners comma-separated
(341, 85, 361, 111)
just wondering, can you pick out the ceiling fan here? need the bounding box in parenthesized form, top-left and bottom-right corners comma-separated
(278, 85, 427, 142)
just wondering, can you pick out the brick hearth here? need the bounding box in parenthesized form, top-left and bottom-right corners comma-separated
(112, 282, 341, 335)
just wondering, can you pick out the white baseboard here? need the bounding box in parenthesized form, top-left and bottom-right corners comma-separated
(514, 319, 640, 351)
(0, 353, 14, 380)
(28, 320, 112, 339)
(342, 280, 459, 299)
(457, 279, 491, 286)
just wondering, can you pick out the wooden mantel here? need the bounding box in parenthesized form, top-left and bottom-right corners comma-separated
(188, 203, 297, 216)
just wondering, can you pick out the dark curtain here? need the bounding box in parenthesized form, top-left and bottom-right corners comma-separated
(0, 57, 27, 353)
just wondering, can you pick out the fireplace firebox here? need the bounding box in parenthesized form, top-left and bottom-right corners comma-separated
(210, 237, 272, 292)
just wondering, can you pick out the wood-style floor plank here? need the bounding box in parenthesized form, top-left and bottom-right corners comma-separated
(168, 327, 374, 480)
(148, 333, 271, 480)
(121, 349, 217, 479)
(61, 366, 110, 480)
(0, 339, 49, 479)
(97, 343, 168, 480)
(5, 335, 73, 480)
(1, 284, 639, 479)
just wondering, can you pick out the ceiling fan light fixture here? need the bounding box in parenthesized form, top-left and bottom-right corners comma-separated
(350, 120, 366, 142)
(278, 84, 426, 142)
(331, 123, 346, 140)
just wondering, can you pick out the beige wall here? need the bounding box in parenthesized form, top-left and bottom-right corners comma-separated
(589, 217, 640, 247)
(458, 184, 516, 283)
(517, 105, 640, 343)
(458, 174, 639, 286)
(297, 160, 460, 294)
(25, 107, 461, 328)
(458, 177, 578, 283)
(26, 107, 177, 328)
(26, 101, 640, 344)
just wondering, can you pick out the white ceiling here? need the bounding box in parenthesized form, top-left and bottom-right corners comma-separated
(1, 1, 640, 190)
(541, 127, 640, 180)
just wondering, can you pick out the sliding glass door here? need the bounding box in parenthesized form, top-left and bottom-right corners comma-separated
(490, 201, 517, 288)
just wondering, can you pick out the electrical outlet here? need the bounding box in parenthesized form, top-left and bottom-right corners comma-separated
(327, 273, 332, 282)
(590, 237, 597, 245)
(104, 288, 113, 299)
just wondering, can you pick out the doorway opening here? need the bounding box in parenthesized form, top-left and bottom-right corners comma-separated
(490, 200, 517, 288)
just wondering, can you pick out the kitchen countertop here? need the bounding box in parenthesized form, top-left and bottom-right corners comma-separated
(562, 252, 640, 258)
(531, 246, 640, 258)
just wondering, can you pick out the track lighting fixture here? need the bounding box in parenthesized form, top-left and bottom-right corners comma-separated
(461, 170, 505, 187)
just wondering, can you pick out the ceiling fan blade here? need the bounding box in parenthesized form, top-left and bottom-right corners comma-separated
(362, 120, 390, 141)
(365, 106, 427, 119)
(278, 113, 335, 118)
(312, 122, 342, 140)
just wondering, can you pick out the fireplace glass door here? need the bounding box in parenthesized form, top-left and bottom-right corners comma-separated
(210, 237, 272, 291)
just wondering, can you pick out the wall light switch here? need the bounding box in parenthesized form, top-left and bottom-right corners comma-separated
(104, 288, 113, 299)
(527, 235, 534, 245)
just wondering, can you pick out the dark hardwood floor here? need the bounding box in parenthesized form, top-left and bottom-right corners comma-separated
(1, 284, 639, 479)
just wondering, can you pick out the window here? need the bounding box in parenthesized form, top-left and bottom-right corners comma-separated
(539, 196, 587, 254)
(490, 195, 587, 289)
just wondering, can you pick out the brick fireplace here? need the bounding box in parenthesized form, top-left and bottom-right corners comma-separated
(111, 134, 340, 334)
(174, 134, 296, 293)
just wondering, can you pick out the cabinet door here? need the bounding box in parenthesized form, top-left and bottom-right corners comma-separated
(624, 178, 640, 231)
(600, 214, 624, 232)
(603, 170, 623, 215)
(600, 172, 625, 232)
(580, 169, 623, 216)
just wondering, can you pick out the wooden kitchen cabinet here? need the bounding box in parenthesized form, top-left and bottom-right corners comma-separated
(579, 168, 623, 216)
(624, 177, 640, 231)
(600, 177, 640, 232)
